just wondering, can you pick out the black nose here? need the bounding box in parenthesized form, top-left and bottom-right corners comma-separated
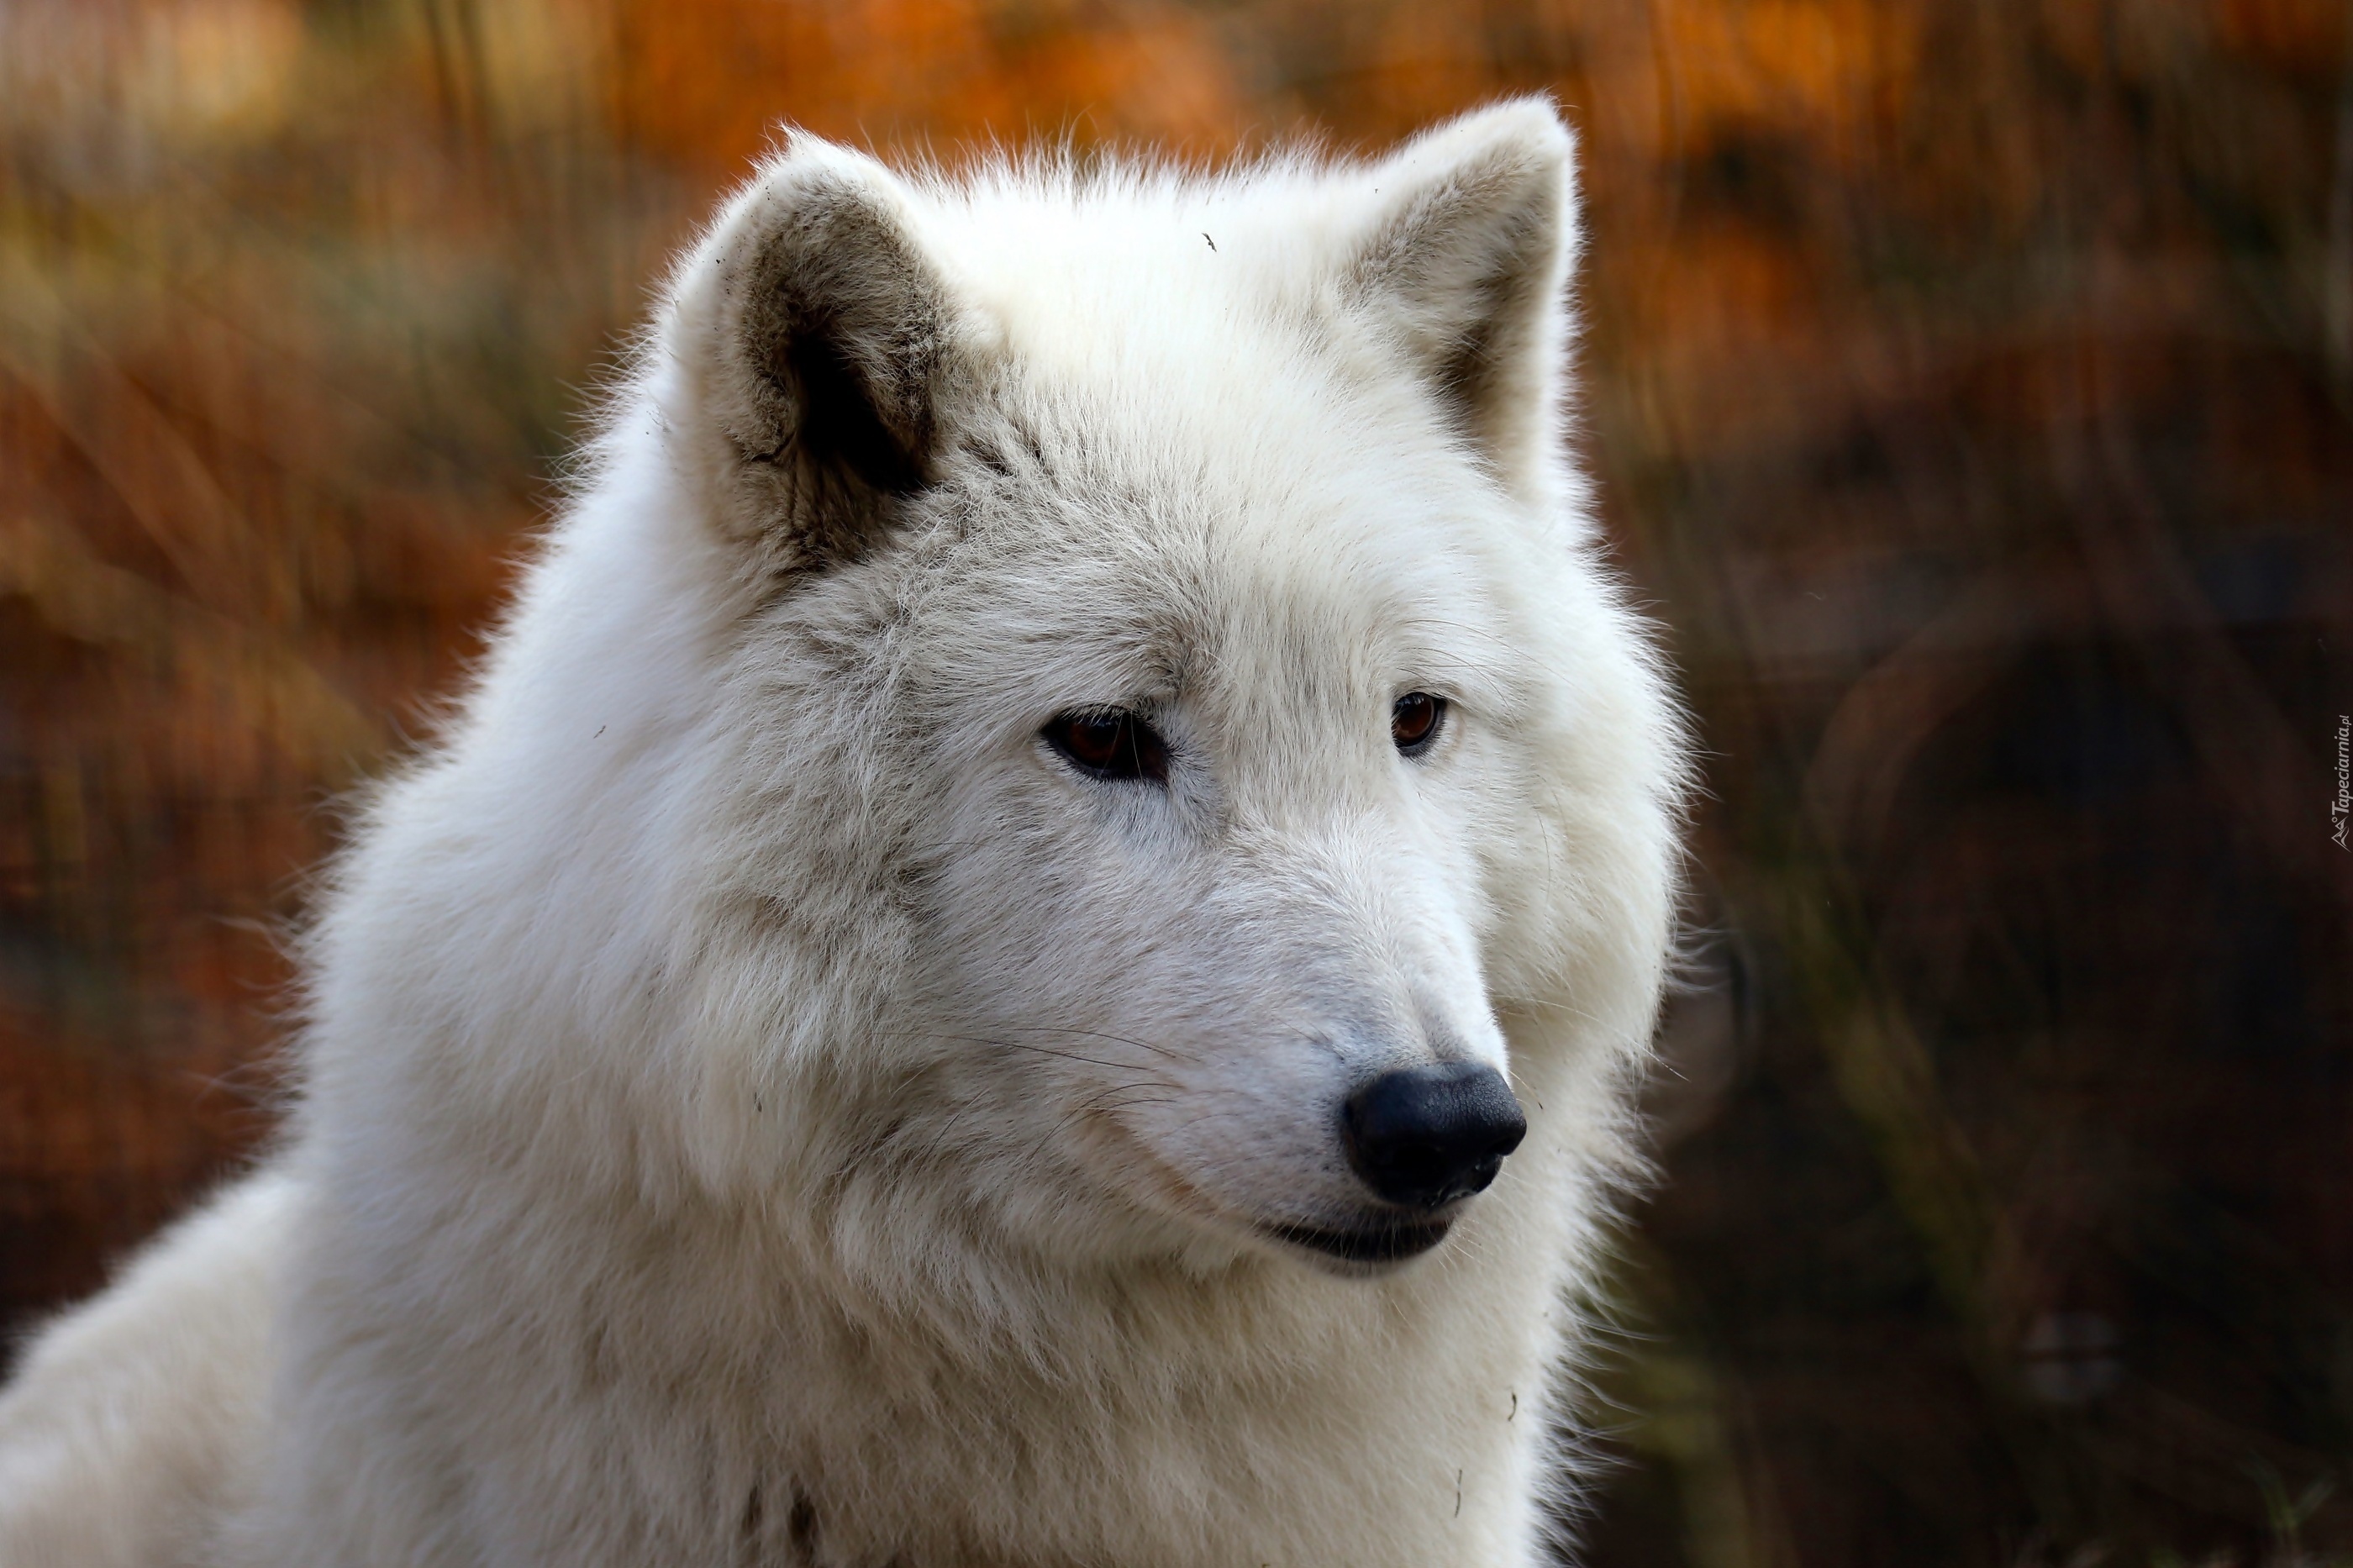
(1342, 1062, 1528, 1210)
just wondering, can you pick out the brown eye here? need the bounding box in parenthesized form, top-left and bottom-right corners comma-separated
(1044, 708, 1171, 783)
(1392, 692, 1446, 756)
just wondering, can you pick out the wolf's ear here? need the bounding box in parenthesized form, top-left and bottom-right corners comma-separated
(664, 138, 955, 576)
(1342, 100, 1579, 498)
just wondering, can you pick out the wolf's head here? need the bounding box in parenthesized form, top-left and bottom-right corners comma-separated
(374, 102, 1681, 1297)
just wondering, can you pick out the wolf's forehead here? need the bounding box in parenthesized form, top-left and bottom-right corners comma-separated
(903, 184, 1542, 708)
(935, 178, 1322, 319)
(927, 187, 1362, 413)
(916, 440, 1526, 723)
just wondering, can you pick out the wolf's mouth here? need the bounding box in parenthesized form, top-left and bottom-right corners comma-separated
(1264, 1216, 1453, 1266)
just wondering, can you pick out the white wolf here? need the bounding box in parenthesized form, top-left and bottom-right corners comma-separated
(0, 99, 1685, 1567)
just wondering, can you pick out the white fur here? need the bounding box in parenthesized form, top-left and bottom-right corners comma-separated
(0, 100, 1686, 1568)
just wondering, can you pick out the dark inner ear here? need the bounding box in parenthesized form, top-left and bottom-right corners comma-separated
(778, 323, 928, 499)
(1430, 265, 1519, 431)
(1342, 139, 1568, 487)
(718, 178, 947, 572)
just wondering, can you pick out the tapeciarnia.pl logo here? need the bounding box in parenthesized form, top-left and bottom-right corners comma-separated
(2335, 714, 2350, 851)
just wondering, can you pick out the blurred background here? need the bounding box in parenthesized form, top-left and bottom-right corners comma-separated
(2, 0, 2349, 1560)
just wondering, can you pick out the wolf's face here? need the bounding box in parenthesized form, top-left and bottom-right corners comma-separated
(887, 387, 1555, 1274)
(655, 105, 1668, 1280)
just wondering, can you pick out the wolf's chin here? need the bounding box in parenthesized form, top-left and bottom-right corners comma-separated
(1261, 1215, 1455, 1272)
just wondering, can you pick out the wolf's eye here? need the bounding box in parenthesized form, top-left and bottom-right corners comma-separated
(1045, 708, 1171, 784)
(1392, 692, 1446, 756)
